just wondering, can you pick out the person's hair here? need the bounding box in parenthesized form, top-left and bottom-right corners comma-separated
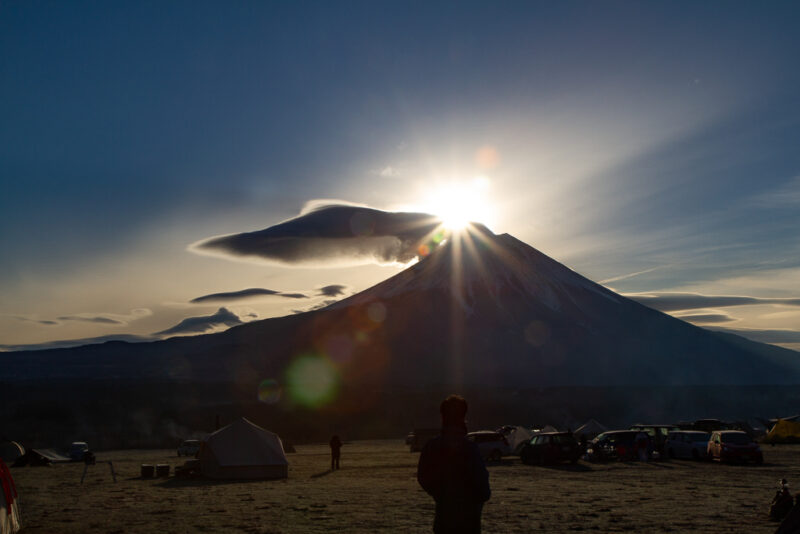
(440, 394, 468, 426)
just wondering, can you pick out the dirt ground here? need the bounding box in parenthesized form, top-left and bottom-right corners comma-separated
(10, 441, 800, 533)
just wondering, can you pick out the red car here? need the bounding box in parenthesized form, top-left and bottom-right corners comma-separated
(707, 430, 763, 464)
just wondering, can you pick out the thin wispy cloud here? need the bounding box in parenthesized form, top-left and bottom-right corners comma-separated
(599, 266, 666, 285)
(13, 316, 59, 326)
(627, 292, 800, 312)
(190, 204, 440, 267)
(0, 334, 152, 352)
(675, 313, 736, 324)
(750, 175, 800, 208)
(57, 315, 124, 325)
(11, 309, 151, 327)
(710, 327, 800, 345)
(378, 165, 402, 177)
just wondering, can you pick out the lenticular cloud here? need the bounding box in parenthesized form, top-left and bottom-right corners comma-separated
(191, 204, 441, 267)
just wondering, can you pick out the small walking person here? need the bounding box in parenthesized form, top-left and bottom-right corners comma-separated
(329, 434, 342, 470)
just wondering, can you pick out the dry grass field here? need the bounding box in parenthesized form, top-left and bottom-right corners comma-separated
(10, 441, 800, 533)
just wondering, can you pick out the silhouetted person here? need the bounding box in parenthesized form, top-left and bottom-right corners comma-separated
(775, 496, 800, 534)
(417, 395, 491, 534)
(329, 434, 342, 470)
(772, 478, 794, 521)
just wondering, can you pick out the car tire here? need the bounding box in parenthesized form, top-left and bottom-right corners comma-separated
(668, 448, 675, 459)
(691, 449, 699, 460)
(489, 450, 501, 462)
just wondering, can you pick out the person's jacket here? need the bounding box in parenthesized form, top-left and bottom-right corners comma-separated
(417, 426, 491, 534)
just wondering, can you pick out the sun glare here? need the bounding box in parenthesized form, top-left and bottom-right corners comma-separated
(420, 177, 494, 232)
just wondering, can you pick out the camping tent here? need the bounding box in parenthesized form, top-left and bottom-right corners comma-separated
(0, 444, 24, 466)
(502, 426, 533, 454)
(0, 459, 21, 534)
(199, 418, 288, 480)
(575, 419, 608, 439)
(764, 419, 800, 444)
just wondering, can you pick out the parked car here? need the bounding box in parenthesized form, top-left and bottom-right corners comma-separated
(519, 432, 581, 465)
(467, 430, 512, 461)
(586, 430, 650, 462)
(177, 439, 202, 457)
(629, 424, 679, 458)
(69, 441, 89, 461)
(707, 430, 763, 464)
(664, 431, 710, 460)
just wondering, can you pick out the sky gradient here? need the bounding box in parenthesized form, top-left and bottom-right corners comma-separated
(2, 1, 800, 351)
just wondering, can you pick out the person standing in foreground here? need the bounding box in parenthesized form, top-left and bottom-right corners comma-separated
(329, 434, 342, 470)
(417, 395, 491, 534)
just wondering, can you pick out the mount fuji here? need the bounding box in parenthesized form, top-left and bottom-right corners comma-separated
(4, 225, 799, 388)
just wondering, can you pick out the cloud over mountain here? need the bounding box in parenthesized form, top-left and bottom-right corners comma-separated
(190, 288, 309, 303)
(155, 307, 244, 336)
(190, 204, 441, 267)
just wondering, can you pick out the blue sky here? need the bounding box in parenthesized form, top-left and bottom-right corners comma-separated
(2, 1, 800, 350)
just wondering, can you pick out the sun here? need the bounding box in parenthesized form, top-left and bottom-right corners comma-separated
(419, 177, 495, 232)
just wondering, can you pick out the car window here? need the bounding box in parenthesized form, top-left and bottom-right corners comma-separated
(720, 433, 751, 444)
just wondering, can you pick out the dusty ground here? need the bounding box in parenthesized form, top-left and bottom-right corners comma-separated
(10, 441, 800, 533)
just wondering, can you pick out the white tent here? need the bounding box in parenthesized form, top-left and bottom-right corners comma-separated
(1, 459, 21, 534)
(575, 419, 608, 439)
(504, 426, 533, 454)
(199, 418, 288, 480)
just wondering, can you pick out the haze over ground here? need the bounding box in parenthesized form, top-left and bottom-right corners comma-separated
(1, 1, 799, 351)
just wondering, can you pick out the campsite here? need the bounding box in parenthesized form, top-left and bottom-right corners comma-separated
(6, 438, 800, 533)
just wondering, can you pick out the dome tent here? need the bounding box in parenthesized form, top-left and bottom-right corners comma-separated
(199, 418, 288, 480)
(575, 419, 608, 439)
(764, 418, 800, 444)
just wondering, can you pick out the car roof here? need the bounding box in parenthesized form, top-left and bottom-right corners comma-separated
(535, 432, 572, 436)
(468, 430, 502, 436)
(715, 430, 747, 434)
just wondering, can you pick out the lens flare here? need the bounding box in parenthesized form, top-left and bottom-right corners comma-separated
(286, 354, 340, 408)
(325, 334, 354, 363)
(367, 301, 387, 323)
(257, 378, 282, 404)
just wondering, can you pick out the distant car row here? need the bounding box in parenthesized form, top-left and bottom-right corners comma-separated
(408, 427, 764, 465)
(580, 429, 762, 464)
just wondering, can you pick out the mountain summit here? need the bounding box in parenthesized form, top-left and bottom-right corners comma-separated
(3, 227, 800, 389)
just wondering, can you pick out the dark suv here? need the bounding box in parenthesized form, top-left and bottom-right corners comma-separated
(520, 432, 581, 465)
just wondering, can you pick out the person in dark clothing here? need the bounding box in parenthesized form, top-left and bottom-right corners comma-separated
(417, 395, 491, 534)
(329, 434, 342, 470)
(772, 479, 794, 521)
